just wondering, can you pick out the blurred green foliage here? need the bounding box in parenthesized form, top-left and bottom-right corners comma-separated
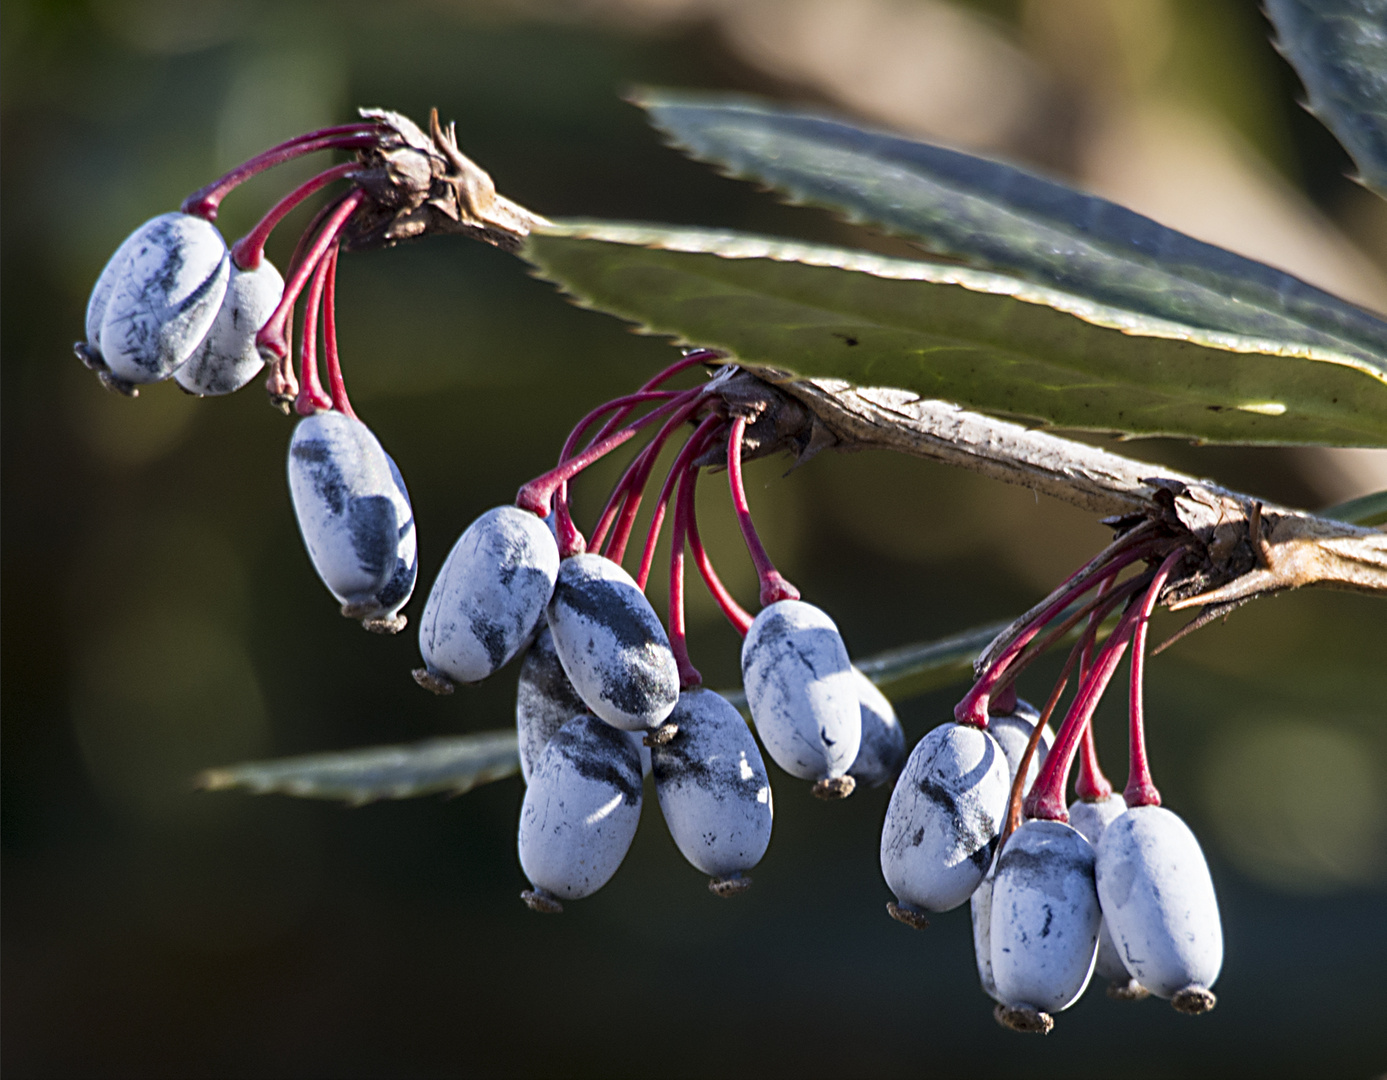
(3, 1, 1384, 1077)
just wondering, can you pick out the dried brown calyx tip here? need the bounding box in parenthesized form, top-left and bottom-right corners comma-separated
(520, 889, 563, 915)
(812, 775, 856, 800)
(708, 873, 753, 898)
(359, 613, 407, 635)
(885, 901, 929, 930)
(643, 723, 678, 747)
(412, 667, 455, 695)
(1171, 986, 1217, 1015)
(994, 1004, 1054, 1035)
(1107, 977, 1150, 1002)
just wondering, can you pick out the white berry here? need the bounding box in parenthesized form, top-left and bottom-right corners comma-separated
(287, 411, 417, 626)
(741, 600, 860, 784)
(546, 553, 679, 732)
(96, 213, 230, 384)
(1096, 805, 1222, 1008)
(420, 506, 559, 687)
(988, 699, 1051, 793)
(880, 722, 1009, 914)
(652, 688, 773, 886)
(847, 667, 905, 788)
(174, 259, 284, 396)
(991, 820, 1101, 1016)
(1069, 794, 1136, 987)
(518, 713, 644, 905)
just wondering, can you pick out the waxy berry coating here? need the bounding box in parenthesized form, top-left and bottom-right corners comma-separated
(546, 553, 679, 732)
(991, 820, 1101, 1015)
(420, 506, 560, 685)
(971, 859, 1002, 1002)
(174, 260, 284, 396)
(847, 667, 905, 788)
(1096, 806, 1223, 1001)
(90, 213, 230, 384)
(288, 411, 417, 621)
(652, 688, 773, 880)
(518, 713, 644, 901)
(515, 626, 650, 783)
(880, 722, 1009, 913)
(1069, 794, 1134, 985)
(988, 700, 1051, 793)
(741, 600, 860, 782)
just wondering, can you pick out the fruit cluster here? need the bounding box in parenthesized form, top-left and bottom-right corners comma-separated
(77, 116, 1221, 1035)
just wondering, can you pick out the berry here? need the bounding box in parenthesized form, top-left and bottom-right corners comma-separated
(880, 721, 1010, 924)
(970, 859, 1003, 1003)
(418, 506, 560, 689)
(651, 687, 773, 895)
(174, 259, 285, 396)
(740, 600, 861, 794)
(989, 699, 1052, 792)
(990, 820, 1101, 1028)
(83, 212, 230, 386)
(546, 553, 680, 733)
(847, 667, 905, 788)
(1068, 794, 1144, 994)
(515, 626, 650, 783)
(287, 411, 417, 631)
(1095, 805, 1222, 1011)
(518, 713, 644, 912)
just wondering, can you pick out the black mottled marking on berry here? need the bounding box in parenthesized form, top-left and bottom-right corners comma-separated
(373, 551, 417, 610)
(553, 718, 641, 806)
(599, 650, 669, 717)
(1040, 907, 1054, 938)
(555, 574, 653, 653)
(997, 844, 1095, 897)
(653, 705, 761, 803)
(470, 614, 512, 671)
(910, 826, 925, 847)
(347, 495, 394, 580)
(147, 218, 187, 296)
(521, 629, 589, 717)
(292, 441, 349, 515)
(917, 776, 999, 870)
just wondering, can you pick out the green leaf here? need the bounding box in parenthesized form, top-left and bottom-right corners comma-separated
(524, 220, 1387, 446)
(634, 90, 1387, 367)
(1320, 488, 1387, 526)
(197, 731, 520, 805)
(1266, 0, 1387, 199)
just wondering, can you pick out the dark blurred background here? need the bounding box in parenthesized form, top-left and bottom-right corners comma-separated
(4, 1, 1386, 1077)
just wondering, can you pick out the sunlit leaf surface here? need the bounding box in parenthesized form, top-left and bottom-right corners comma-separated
(526, 221, 1387, 446)
(635, 91, 1387, 360)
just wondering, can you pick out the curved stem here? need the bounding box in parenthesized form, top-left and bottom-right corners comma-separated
(1125, 549, 1185, 807)
(668, 461, 702, 688)
(727, 415, 799, 607)
(181, 124, 384, 220)
(1000, 636, 1083, 852)
(1074, 578, 1115, 802)
(294, 248, 334, 416)
(602, 395, 711, 563)
(685, 464, 754, 636)
(256, 190, 365, 362)
(320, 246, 357, 420)
(584, 350, 720, 450)
(516, 390, 692, 518)
(635, 416, 724, 591)
(1024, 602, 1144, 821)
(954, 542, 1156, 727)
(230, 161, 361, 271)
